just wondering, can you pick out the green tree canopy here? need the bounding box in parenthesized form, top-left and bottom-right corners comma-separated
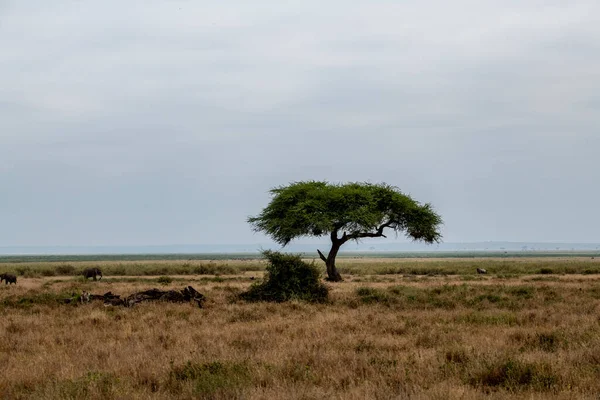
(249, 181, 443, 281)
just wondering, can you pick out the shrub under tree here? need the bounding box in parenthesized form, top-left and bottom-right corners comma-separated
(240, 250, 328, 303)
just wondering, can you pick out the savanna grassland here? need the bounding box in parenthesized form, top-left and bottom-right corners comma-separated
(1, 257, 600, 399)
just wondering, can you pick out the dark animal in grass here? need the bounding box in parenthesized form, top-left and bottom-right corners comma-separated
(0, 273, 17, 284)
(82, 268, 103, 281)
(476, 268, 487, 274)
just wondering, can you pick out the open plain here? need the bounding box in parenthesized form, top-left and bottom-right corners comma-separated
(1, 257, 600, 399)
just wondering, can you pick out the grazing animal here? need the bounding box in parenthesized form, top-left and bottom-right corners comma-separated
(476, 268, 487, 274)
(82, 268, 103, 281)
(0, 273, 17, 284)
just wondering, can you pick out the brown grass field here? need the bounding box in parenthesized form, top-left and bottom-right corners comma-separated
(1, 257, 600, 399)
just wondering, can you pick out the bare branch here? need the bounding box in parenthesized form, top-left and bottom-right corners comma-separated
(317, 249, 327, 263)
(351, 231, 387, 239)
(345, 220, 392, 241)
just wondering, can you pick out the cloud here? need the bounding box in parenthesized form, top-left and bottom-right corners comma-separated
(1, 0, 599, 245)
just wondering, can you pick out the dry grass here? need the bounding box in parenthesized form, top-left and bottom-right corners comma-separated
(1, 258, 600, 399)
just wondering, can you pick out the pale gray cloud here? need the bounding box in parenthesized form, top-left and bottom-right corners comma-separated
(1, 0, 599, 246)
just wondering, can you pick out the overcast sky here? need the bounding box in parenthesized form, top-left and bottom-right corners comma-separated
(1, 0, 599, 247)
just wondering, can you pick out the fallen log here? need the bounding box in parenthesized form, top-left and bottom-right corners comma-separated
(80, 286, 205, 308)
(91, 291, 121, 301)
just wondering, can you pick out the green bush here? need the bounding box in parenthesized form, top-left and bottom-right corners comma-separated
(239, 251, 328, 303)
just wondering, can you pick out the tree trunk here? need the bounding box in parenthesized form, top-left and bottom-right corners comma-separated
(325, 243, 343, 282)
(318, 232, 344, 282)
(317, 230, 348, 282)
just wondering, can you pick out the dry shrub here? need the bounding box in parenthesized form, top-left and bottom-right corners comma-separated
(467, 356, 559, 392)
(510, 330, 564, 352)
(445, 348, 470, 365)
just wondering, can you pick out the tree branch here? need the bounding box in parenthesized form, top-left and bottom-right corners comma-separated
(345, 221, 393, 241)
(330, 229, 338, 242)
(317, 249, 327, 263)
(352, 231, 387, 239)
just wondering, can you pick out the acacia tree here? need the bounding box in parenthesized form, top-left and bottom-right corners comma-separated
(248, 181, 443, 282)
